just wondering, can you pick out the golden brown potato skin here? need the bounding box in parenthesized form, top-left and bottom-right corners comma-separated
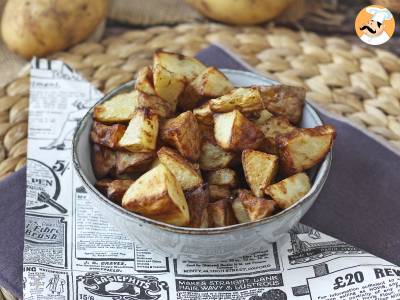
(214, 110, 265, 152)
(160, 111, 201, 162)
(95, 179, 134, 204)
(233, 190, 276, 222)
(257, 116, 295, 154)
(122, 164, 190, 226)
(207, 168, 237, 188)
(91, 144, 116, 179)
(185, 184, 209, 228)
(208, 199, 237, 227)
(157, 146, 203, 191)
(90, 121, 126, 149)
(135, 66, 156, 96)
(258, 85, 305, 125)
(209, 185, 231, 202)
(242, 150, 278, 197)
(2, 0, 108, 58)
(115, 151, 155, 174)
(277, 125, 336, 175)
(265, 172, 311, 209)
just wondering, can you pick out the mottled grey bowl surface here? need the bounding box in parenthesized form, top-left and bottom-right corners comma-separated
(73, 70, 332, 261)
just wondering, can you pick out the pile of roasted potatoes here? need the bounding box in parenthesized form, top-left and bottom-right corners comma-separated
(91, 51, 336, 228)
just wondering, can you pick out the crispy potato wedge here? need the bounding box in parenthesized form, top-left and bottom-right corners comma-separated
(179, 67, 233, 110)
(250, 109, 274, 126)
(207, 168, 237, 188)
(232, 190, 276, 223)
(122, 164, 190, 226)
(90, 121, 126, 149)
(93, 91, 138, 122)
(258, 85, 305, 125)
(160, 111, 201, 161)
(199, 140, 236, 171)
(95, 179, 135, 204)
(193, 102, 214, 126)
(157, 147, 203, 191)
(107, 180, 134, 203)
(185, 184, 209, 228)
(257, 116, 295, 154)
(242, 150, 278, 197)
(208, 199, 237, 227)
(154, 51, 206, 82)
(209, 185, 231, 202)
(135, 66, 156, 95)
(119, 108, 159, 152)
(199, 122, 215, 143)
(214, 110, 264, 151)
(91, 144, 116, 179)
(136, 91, 173, 118)
(94, 178, 112, 195)
(265, 172, 311, 209)
(116, 150, 155, 174)
(277, 125, 336, 175)
(209, 87, 263, 113)
(153, 63, 185, 109)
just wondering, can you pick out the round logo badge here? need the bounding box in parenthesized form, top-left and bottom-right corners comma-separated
(355, 5, 395, 46)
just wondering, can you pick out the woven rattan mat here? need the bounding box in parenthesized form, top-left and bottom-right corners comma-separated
(0, 23, 400, 181)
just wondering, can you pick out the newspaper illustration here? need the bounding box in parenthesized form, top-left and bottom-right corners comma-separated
(23, 58, 400, 300)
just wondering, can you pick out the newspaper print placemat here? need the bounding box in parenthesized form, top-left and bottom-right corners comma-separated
(23, 58, 400, 300)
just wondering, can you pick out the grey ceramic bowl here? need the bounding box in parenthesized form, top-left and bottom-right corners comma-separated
(73, 70, 332, 261)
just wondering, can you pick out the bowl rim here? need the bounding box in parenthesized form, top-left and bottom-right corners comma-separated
(72, 69, 332, 235)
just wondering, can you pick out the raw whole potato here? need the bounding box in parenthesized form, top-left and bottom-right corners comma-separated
(186, 0, 292, 25)
(2, 0, 108, 58)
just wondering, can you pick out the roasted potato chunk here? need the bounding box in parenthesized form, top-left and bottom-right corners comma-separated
(94, 178, 112, 195)
(258, 85, 305, 125)
(179, 67, 233, 110)
(193, 102, 214, 126)
(116, 150, 155, 174)
(265, 172, 311, 209)
(207, 168, 237, 188)
(232, 190, 276, 223)
(136, 91, 173, 118)
(91, 144, 116, 179)
(135, 66, 156, 95)
(160, 111, 201, 161)
(209, 87, 263, 113)
(214, 110, 264, 151)
(209, 185, 231, 202)
(257, 117, 295, 154)
(277, 125, 336, 175)
(185, 184, 209, 228)
(242, 150, 278, 197)
(93, 91, 138, 123)
(95, 179, 135, 204)
(250, 109, 274, 125)
(153, 63, 185, 109)
(208, 199, 237, 227)
(107, 179, 135, 203)
(90, 121, 126, 149)
(157, 147, 203, 191)
(154, 51, 206, 82)
(199, 140, 236, 171)
(122, 164, 190, 226)
(119, 108, 159, 152)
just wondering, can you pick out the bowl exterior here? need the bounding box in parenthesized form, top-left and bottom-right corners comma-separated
(73, 70, 332, 261)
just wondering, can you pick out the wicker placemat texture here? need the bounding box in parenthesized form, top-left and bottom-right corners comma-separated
(0, 23, 400, 181)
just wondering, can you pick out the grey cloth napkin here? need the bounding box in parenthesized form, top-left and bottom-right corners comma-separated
(2, 45, 400, 299)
